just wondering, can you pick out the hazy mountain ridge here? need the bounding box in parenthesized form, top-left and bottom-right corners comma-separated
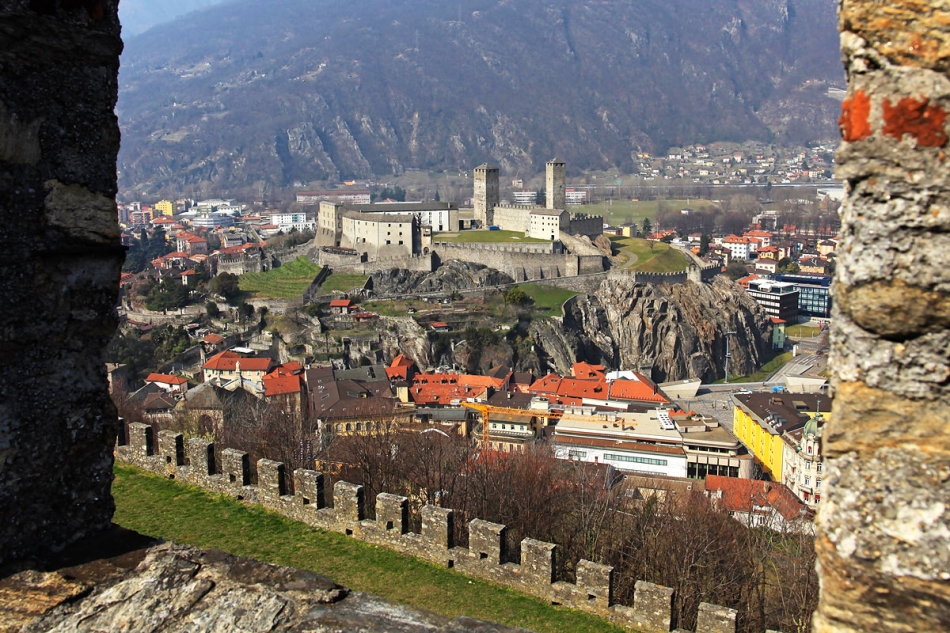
(119, 0, 233, 38)
(117, 0, 843, 196)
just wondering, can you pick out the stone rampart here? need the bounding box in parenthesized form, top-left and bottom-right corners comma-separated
(434, 242, 590, 281)
(117, 422, 742, 633)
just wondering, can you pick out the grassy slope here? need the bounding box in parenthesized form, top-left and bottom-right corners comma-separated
(433, 230, 547, 243)
(112, 463, 623, 633)
(521, 284, 578, 318)
(589, 199, 715, 227)
(320, 273, 369, 293)
(610, 237, 689, 273)
(239, 256, 321, 299)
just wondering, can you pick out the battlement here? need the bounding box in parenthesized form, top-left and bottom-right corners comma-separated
(117, 422, 749, 633)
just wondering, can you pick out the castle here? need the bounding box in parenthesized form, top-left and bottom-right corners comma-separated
(473, 159, 603, 240)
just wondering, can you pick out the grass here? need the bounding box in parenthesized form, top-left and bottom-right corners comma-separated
(112, 463, 623, 633)
(521, 284, 578, 318)
(609, 237, 689, 273)
(588, 198, 716, 227)
(319, 273, 369, 293)
(239, 257, 321, 299)
(433, 229, 547, 243)
(786, 324, 822, 338)
(719, 351, 795, 383)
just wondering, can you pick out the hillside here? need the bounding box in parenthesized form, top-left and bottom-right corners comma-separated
(117, 0, 843, 197)
(119, 0, 233, 38)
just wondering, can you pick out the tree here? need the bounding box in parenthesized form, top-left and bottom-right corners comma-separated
(237, 301, 256, 321)
(503, 287, 532, 306)
(206, 301, 222, 318)
(699, 234, 711, 256)
(642, 217, 653, 236)
(725, 261, 749, 281)
(210, 272, 242, 305)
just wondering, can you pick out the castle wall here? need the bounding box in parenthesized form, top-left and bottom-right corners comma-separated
(815, 3, 950, 630)
(433, 242, 591, 281)
(568, 215, 605, 238)
(473, 164, 499, 227)
(491, 205, 532, 233)
(117, 423, 740, 633)
(0, 2, 124, 565)
(546, 159, 566, 210)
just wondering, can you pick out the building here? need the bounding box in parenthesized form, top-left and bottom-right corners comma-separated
(339, 212, 419, 260)
(270, 212, 316, 233)
(202, 350, 274, 387)
(144, 373, 189, 394)
(721, 235, 753, 260)
(732, 392, 832, 483)
(154, 199, 175, 217)
(510, 191, 537, 205)
(296, 189, 372, 205)
(745, 279, 800, 323)
(564, 189, 588, 205)
(775, 273, 833, 320)
(781, 412, 826, 508)
(553, 408, 688, 478)
(705, 476, 812, 532)
(671, 411, 753, 479)
(470, 159, 602, 239)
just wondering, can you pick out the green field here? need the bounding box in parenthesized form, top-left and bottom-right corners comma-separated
(786, 324, 823, 338)
(586, 198, 716, 227)
(718, 351, 795, 383)
(319, 272, 369, 293)
(239, 257, 321, 299)
(433, 229, 547, 243)
(113, 463, 622, 633)
(521, 284, 578, 318)
(609, 237, 690, 273)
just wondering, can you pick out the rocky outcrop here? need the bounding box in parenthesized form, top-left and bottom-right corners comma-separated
(378, 317, 434, 369)
(531, 276, 771, 382)
(369, 261, 514, 296)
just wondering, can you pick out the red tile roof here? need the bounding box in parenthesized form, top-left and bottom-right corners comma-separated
(145, 373, 188, 386)
(329, 299, 353, 308)
(202, 351, 273, 372)
(705, 476, 811, 522)
(263, 373, 303, 397)
(385, 354, 416, 381)
(202, 333, 225, 344)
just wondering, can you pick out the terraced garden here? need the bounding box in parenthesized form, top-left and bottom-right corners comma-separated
(239, 256, 321, 299)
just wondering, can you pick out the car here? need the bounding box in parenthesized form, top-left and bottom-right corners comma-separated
(735, 389, 753, 395)
(407, 307, 417, 314)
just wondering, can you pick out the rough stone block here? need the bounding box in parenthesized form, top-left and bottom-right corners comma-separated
(188, 438, 215, 478)
(576, 560, 613, 607)
(375, 493, 408, 534)
(333, 482, 365, 525)
(221, 449, 250, 488)
(520, 539, 556, 586)
(633, 580, 674, 633)
(468, 519, 506, 564)
(158, 431, 184, 477)
(840, 0, 950, 72)
(293, 469, 326, 509)
(128, 423, 154, 461)
(421, 505, 454, 550)
(695, 602, 737, 633)
(257, 459, 286, 500)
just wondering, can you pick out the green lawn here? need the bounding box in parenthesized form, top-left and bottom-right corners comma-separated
(719, 351, 795, 383)
(112, 463, 623, 633)
(786, 324, 822, 338)
(433, 229, 547, 243)
(319, 273, 369, 293)
(588, 199, 716, 227)
(609, 237, 689, 273)
(521, 284, 578, 318)
(239, 257, 321, 299)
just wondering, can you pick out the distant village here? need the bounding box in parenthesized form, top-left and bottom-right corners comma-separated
(113, 146, 840, 532)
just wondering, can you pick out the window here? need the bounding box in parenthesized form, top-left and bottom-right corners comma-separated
(816, 478, 821, 488)
(804, 477, 810, 486)
(568, 450, 587, 459)
(817, 462, 823, 473)
(805, 461, 811, 471)
(603, 453, 668, 466)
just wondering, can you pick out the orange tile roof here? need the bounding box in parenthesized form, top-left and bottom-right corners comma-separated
(263, 373, 303, 397)
(572, 361, 605, 379)
(330, 299, 353, 307)
(705, 476, 811, 522)
(202, 350, 273, 372)
(145, 373, 188, 385)
(385, 354, 416, 381)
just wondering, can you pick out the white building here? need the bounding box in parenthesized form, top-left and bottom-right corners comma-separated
(553, 408, 688, 478)
(270, 212, 316, 233)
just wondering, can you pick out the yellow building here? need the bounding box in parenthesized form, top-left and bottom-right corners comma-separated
(155, 199, 175, 217)
(732, 392, 832, 481)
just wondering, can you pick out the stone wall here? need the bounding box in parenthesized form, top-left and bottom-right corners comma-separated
(434, 242, 588, 281)
(815, 2, 950, 631)
(0, 1, 124, 565)
(117, 422, 741, 633)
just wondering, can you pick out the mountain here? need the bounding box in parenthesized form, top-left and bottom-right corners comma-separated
(119, 0, 234, 38)
(117, 0, 843, 196)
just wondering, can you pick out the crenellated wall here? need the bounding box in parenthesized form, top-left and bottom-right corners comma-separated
(117, 422, 745, 633)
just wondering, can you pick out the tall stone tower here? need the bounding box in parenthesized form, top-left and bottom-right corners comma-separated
(546, 158, 566, 210)
(473, 163, 499, 227)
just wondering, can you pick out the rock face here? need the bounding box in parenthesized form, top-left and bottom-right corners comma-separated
(369, 261, 514, 296)
(15, 540, 527, 632)
(0, 2, 124, 565)
(532, 276, 771, 382)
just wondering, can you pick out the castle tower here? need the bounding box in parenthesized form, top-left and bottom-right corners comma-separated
(473, 163, 499, 227)
(546, 158, 566, 210)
